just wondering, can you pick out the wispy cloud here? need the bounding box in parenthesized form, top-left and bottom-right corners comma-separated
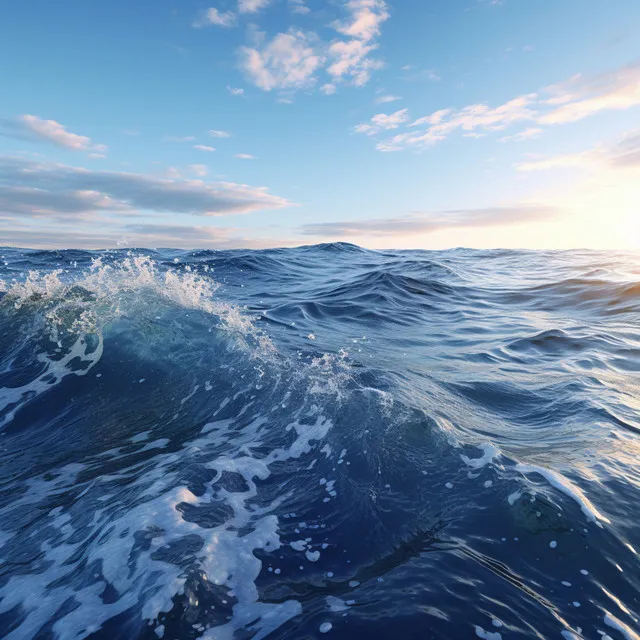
(0, 156, 289, 219)
(227, 85, 245, 96)
(540, 60, 640, 124)
(352, 108, 408, 135)
(299, 204, 560, 237)
(365, 95, 537, 151)
(320, 83, 337, 95)
(374, 94, 401, 104)
(235, 153, 256, 159)
(517, 129, 640, 171)
(1, 115, 107, 155)
(359, 60, 640, 152)
(193, 8, 237, 28)
(208, 129, 231, 138)
(193, 144, 216, 152)
(0, 222, 247, 250)
(165, 135, 196, 142)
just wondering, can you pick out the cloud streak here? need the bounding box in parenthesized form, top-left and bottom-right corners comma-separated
(299, 204, 560, 237)
(1, 115, 107, 155)
(0, 222, 270, 250)
(517, 129, 640, 171)
(540, 60, 640, 124)
(0, 157, 291, 219)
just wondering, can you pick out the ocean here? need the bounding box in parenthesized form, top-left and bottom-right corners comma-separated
(0, 243, 638, 640)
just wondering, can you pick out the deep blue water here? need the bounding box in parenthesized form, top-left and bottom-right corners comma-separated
(0, 244, 639, 640)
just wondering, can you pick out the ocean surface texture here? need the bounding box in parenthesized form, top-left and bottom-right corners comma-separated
(0, 244, 639, 640)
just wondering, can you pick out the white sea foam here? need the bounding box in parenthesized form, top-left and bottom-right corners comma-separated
(0, 255, 275, 429)
(516, 463, 610, 524)
(461, 443, 500, 469)
(0, 358, 336, 639)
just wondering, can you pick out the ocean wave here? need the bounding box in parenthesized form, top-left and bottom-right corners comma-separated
(0, 245, 638, 639)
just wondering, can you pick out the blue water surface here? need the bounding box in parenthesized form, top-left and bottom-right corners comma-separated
(0, 244, 638, 640)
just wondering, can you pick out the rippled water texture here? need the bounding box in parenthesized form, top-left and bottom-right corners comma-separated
(0, 244, 639, 640)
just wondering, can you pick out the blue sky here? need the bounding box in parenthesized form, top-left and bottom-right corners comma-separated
(1, 0, 640, 249)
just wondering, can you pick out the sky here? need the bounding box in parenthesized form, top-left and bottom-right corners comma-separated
(1, 0, 640, 250)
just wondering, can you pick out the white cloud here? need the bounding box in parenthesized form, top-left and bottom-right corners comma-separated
(226, 0, 389, 96)
(165, 135, 196, 142)
(413, 95, 536, 131)
(374, 94, 401, 104)
(539, 61, 640, 124)
(333, 0, 389, 42)
(1, 115, 107, 155)
(235, 153, 256, 159)
(326, 1, 389, 87)
(238, 0, 270, 13)
(370, 95, 537, 151)
(362, 61, 640, 152)
(320, 83, 337, 95)
(208, 129, 231, 138)
(193, 7, 237, 28)
(354, 109, 409, 135)
(327, 39, 382, 86)
(0, 156, 289, 219)
(239, 30, 323, 91)
(227, 85, 245, 96)
(193, 145, 216, 152)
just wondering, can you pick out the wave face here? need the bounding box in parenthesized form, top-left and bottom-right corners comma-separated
(0, 244, 639, 640)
